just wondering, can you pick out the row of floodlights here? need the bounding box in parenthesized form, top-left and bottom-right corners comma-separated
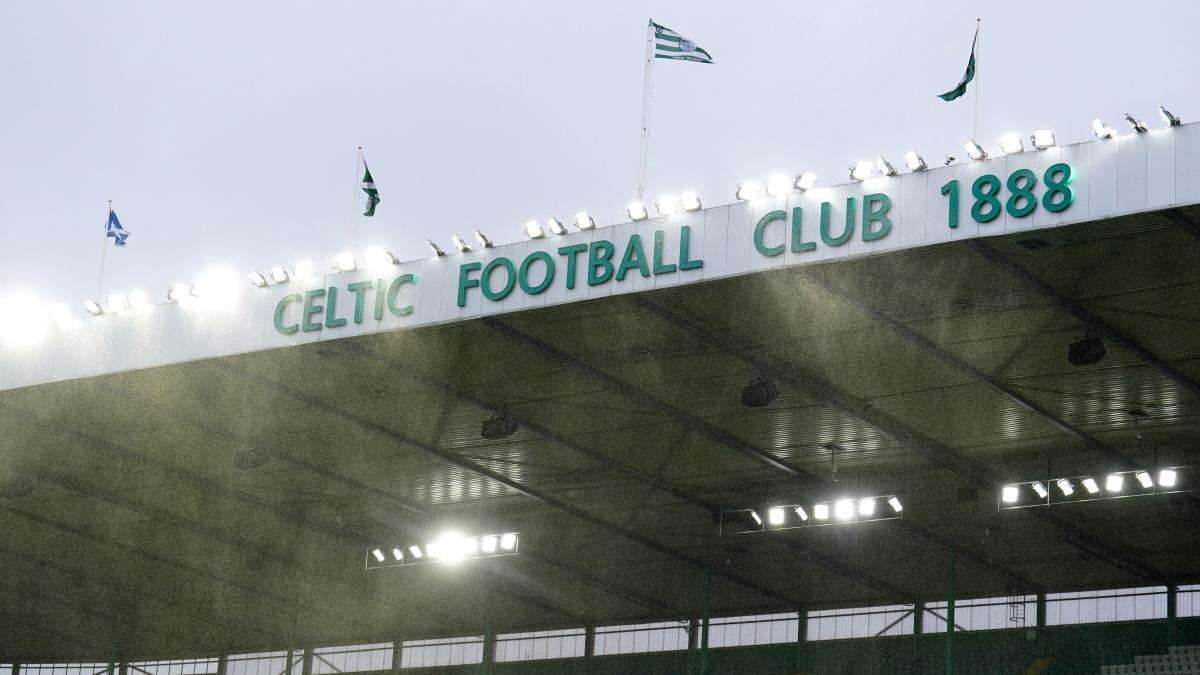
(742, 495, 903, 530)
(1000, 468, 1180, 508)
(367, 531, 519, 568)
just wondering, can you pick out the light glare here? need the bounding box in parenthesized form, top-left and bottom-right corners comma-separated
(1056, 478, 1074, 496)
(998, 132, 1024, 154)
(813, 503, 829, 520)
(834, 499, 855, 520)
(1105, 474, 1124, 493)
(680, 191, 702, 211)
(767, 506, 785, 525)
(735, 180, 764, 201)
(628, 200, 649, 221)
(765, 174, 792, 196)
(500, 532, 518, 551)
(1082, 477, 1100, 494)
(903, 151, 927, 172)
(1135, 471, 1153, 488)
(1159, 469, 1177, 488)
(1001, 485, 1019, 503)
(857, 497, 875, 517)
(1032, 129, 1056, 149)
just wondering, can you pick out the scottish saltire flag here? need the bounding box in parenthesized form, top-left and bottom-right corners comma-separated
(652, 22, 713, 64)
(105, 208, 130, 247)
(938, 25, 978, 101)
(361, 163, 380, 217)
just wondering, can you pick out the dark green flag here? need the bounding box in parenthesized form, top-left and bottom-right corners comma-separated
(361, 163, 380, 217)
(938, 26, 978, 102)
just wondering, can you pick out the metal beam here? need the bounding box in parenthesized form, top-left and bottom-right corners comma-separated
(1161, 207, 1200, 242)
(966, 238, 1200, 401)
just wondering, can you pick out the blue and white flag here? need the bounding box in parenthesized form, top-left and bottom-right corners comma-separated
(106, 208, 130, 247)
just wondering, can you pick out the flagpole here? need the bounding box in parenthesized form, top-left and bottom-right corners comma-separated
(974, 18, 981, 141)
(351, 146, 363, 251)
(636, 19, 656, 201)
(97, 200, 111, 297)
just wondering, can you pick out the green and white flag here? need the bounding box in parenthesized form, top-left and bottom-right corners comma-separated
(652, 21, 713, 64)
(361, 162, 380, 217)
(938, 24, 978, 101)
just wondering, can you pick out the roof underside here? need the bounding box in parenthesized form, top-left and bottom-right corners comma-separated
(2, 206, 1200, 660)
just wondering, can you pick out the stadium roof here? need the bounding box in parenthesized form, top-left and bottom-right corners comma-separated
(2, 126, 1200, 660)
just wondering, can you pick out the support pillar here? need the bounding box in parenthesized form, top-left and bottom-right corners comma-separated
(482, 628, 495, 673)
(585, 626, 596, 658)
(391, 641, 402, 673)
(1167, 585, 1178, 647)
(945, 554, 956, 675)
(300, 649, 312, 675)
(1036, 593, 1046, 629)
(914, 602, 925, 635)
(216, 656, 226, 675)
(699, 568, 712, 675)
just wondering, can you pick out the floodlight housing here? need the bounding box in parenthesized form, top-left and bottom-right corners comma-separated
(294, 260, 315, 280)
(794, 172, 817, 191)
(248, 271, 268, 288)
(1092, 117, 1115, 139)
(1105, 473, 1124, 493)
(166, 284, 194, 302)
(127, 291, 151, 312)
(523, 220, 545, 239)
(426, 239, 446, 257)
(574, 211, 596, 229)
(269, 266, 290, 284)
(903, 151, 926, 172)
(1135, 471, 1154, 489)
(858, 497, 875, 516)
(1001, 485, 1019, 503)
(500, 532, 518, 551)
(887, 496, 902, 513)
(849, 160, 873, 181)
(1057, 478, 1074, 496)
(408, 545, 423, 559)
(680, 191, 702, 211)
(813, 503, 829, 520)
(656, 194, 681, 217)
(964, 140, 987, 161)
(795, 505, 808, 521)
(474, 230, 494, 248)
(875, 157, 898, 177)
(84, 299, 103, 316)
(481, 535, 498, 553)
(628, 200, 649, 221)
(372, 549, 385, 562)
(749, 510, 762, 526)
(334, 251, 357, 272)
(107, 293, 128, 313)
(767, 506, 785, 525)
(998, 132, 1024, 155)
(1082, 477, 1100, 494)
(546, 218, 567, 236)
(735, 180, 764, 201)
(392, 547, 403, 561)
(1159, 106, 1181, 127)
(452, 234, 471, 253)
(1031, 129, 1056, 149)
(765, 174, 792, 196)
(834, 499, 855, 520)
(1031, 481, 1048, 499)
(364, 246, 397, 269)
(1159, 468, 1177, 488)
(1124, 113, 1148, 133)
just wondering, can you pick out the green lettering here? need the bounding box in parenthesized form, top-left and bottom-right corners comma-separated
(679, 225, 703, 270)
(753, 210, 786, 257)
(481, 257, 516, 302)
(862, 193, 892, 242)
(558, 243, 588, 290)
(652, 230, 676, 274)
(387, 274, 415, 316)
(518, 251, 555, 295)
(374, 279, 387, 320)
(791, 207, 816, 252)
(347, 281, 373, 324)
(616, 234, 651, 281)
(273, 293, 302, 335)
(820, 199, 855, 247)
(456, 262, 482, 307)
(301, 289, 325, 332)
(324, 287, 347, 328)
(587, 240, 615, 286)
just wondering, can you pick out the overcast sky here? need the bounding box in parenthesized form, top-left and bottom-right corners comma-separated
(2, 0, 1197, 309)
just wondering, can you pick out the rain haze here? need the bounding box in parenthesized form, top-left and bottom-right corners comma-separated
(0, 0, 1197, 308)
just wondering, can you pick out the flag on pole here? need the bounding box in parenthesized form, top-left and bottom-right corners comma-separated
(938, 25, 978, 101)
(651, 22, 713, 64)
(105, 208, 130, 247)
(361, 163, 380, 217)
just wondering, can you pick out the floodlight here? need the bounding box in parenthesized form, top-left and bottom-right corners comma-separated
(127, 291, 150, 312)
(795, 505, 808, 521)
(269, 266, 290, 284)
(408, 545, 423, 559)
(998, 132, 1024, 154)
(903, 151, 927, 172)
(574, 211, 596, 229)
(364, 246, 398, 268)
(47, 303, 75, 327)
(765, 174, 792, 196)
(735, 180, 764, 201)
(628, 200, 649, 221)
(749, 509, 763, 526)
(459, 536, 479, 556)
(84, 299, 103, 316)
(193, 268, 240, 302)
(767, 506, 785, 526)
(1082, 477, 1100, 494)
(1105, 473, 1124, 493)
(372, 548, 385, 562)
(426, 240, 446, 257)
(1056, 478, 1074, 496)
(834, 499, 855, 520)
(1032, 129, 1056, 149)
(964, 140, 987, 160)
(875, 157, 898, 177)
(849, 160, 873, 181)
(1123, 113, 1148, 133)
(294, 259, 315, 280)
(481, 534, 498, 553)
(248, 271, 268, 287)
(107, 293, 128, 313)
(1001, 485, 1020, 503)
(166, 283, 194, 302)
(944, 155, 956, 166)
(680, 191, 702, 211)
(392, 547, 403, 561)
(794, 172, 817, 191)
(656, 194, 681, 217)
(1159, 106, 1181, 127)
(1159, 469, 1177, 488)
(887, 496, 902, 513)
(333, 251, 357, 272)
(1092, 117, 1115, 139)
(546, 218, 567, 236)
(1135, 471, 1154, 489)
(425, 541, 442, 559)
(524, 220, 545, 239)
(1031, 481, 1048, 499)
(474, 230, 494, 248)
(452, 234, 471, 252)
(858, 497, 875, 516)
(813, 503, 829, 520)
(499, 532, 518, 551)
